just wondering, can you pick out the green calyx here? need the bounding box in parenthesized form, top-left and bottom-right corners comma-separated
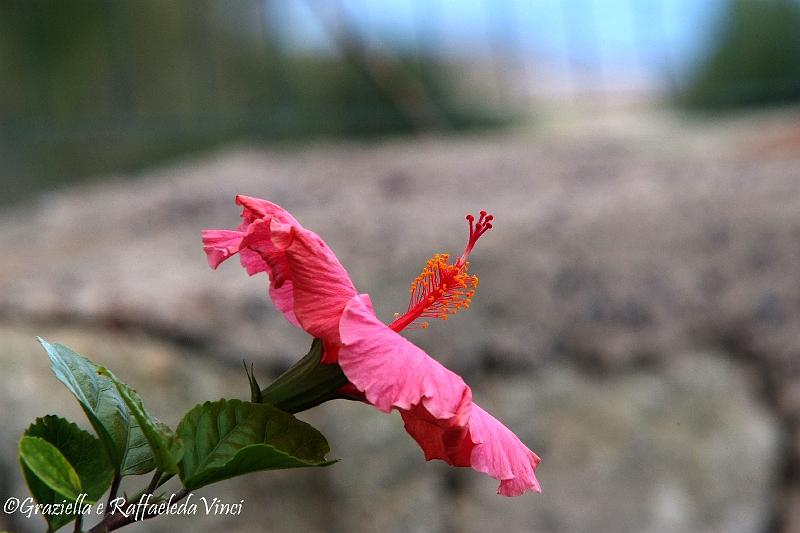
(261, 339, 350, 414)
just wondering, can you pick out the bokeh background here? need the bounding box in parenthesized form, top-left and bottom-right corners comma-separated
(1, 1, 799, 532)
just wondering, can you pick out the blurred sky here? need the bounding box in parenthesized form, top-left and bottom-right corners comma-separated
(271, 0, 730, 92)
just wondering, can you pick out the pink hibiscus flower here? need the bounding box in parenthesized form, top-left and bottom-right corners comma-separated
(202, 196, 541, 496)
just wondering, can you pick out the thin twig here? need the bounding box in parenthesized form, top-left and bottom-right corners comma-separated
(155, 472, 174, 490)
(144, 470, 162, 497)
(74, 512, 83, 532)
(104, 472, 122, 517)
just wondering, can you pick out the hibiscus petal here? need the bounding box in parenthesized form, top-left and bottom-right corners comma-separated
(338, 294, 470, 419)
(403, 402, 540, 496)
(401, 403, 473, 466)
(239, 246, 269, 276)
(240, 218, 291, 281)
(203, 197, 357, 341)
(236, 195, 300, 226)
(201, 229, 244, 269)
(271, 220, 357, 344)
(269, 279, 300, 327)
(467, 404, 541, 496)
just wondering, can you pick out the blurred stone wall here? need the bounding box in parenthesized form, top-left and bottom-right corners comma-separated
(1, 112, 799, 532)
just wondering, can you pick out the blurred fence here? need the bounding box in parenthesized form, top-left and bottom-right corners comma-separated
(1, 0, 799, 199)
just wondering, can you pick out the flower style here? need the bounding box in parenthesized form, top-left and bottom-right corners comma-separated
(202, 196, 541, 496)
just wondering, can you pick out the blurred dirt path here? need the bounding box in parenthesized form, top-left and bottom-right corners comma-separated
(1, 110, 799, 532)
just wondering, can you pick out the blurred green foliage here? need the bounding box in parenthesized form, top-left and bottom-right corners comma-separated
(681, 0, 800, 110)
(0, 0, 497, 202)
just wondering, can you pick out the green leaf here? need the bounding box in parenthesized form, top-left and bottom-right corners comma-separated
(38, 337, 155, 476)
(243, 361, 263, 403)
(23, 416, 113, 501)
(21, 416, 114, 531)
(19, 437, 82, 502)
(97, 367, 183, 474)
(177, 399, 335, 490)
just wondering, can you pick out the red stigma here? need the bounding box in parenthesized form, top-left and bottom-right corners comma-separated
(458, 211, 493, 268)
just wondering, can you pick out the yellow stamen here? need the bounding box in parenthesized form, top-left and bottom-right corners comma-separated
(388, 210, 493, 333)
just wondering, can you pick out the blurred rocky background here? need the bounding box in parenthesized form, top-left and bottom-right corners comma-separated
(1, 1, 799, 533)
